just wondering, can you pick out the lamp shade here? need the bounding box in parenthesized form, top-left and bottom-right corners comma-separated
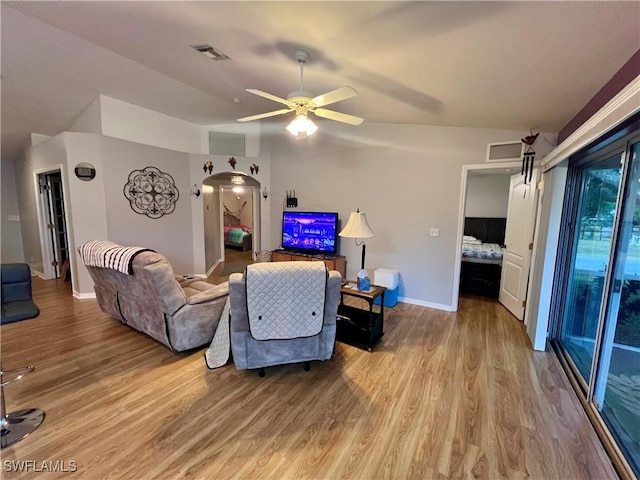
(339, 211, 375, 238)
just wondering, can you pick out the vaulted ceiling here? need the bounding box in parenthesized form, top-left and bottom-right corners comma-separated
(2, 1, 639, 161)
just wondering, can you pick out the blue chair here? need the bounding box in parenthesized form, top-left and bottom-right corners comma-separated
(0, 264, 45, 448)
(1, 264, 40, 325)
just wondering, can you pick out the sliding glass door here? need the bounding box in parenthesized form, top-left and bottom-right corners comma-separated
(595, 141, 640, 474)
(555, 135, 640, 477)
(560, 154, 623, 384)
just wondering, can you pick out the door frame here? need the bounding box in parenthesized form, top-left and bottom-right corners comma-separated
(33, 164, 72, 281)
(452, 161, 524, 311)
(219, 185, 258, 262)
(202, 171, 261, 275)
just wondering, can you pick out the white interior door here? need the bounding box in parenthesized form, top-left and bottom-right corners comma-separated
(499, 170, 540, 320)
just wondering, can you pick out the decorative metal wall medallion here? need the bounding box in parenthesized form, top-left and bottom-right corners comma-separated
(123, 166, 179, 218)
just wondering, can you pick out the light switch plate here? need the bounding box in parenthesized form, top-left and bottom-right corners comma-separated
(429, 228, 439, 237)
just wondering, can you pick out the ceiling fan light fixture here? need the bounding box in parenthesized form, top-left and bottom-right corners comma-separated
(286, 114, 318, 138)
(239, 49, 363, 134)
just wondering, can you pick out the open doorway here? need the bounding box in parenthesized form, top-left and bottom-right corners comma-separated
(222, 185, 254, 266)
(459, 170, 511, 299)
(453, 161, 540, 321)
(202, 171, 261, 281)
(35, 168, 70, 280)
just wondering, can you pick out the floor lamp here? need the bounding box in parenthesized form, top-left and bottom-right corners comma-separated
(339, 209, 375, 291)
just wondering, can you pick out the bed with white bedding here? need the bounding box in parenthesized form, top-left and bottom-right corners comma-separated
(462, 240, 504, 264)
(460, 218, 506, 298)
(224, 212, 253, 252)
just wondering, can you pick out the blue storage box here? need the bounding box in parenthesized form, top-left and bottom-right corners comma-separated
(374, 286, 398, 307)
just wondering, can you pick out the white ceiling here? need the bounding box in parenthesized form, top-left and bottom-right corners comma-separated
(2, 1, 639, 161)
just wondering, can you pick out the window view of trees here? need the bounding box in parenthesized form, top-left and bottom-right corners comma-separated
(560, 145, 640, 477)
(581, 168, 620, 225)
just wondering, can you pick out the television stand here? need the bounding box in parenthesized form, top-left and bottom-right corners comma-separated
(271, 251, 346, 278)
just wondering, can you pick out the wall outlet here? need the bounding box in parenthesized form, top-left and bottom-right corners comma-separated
(7, 215, 20, 222)
(429, 228, 439, 237)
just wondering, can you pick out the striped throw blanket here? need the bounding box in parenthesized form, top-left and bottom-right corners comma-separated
(79, 240, 154, 275)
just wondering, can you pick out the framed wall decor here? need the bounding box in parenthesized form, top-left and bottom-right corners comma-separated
(123, 166, 179, 219)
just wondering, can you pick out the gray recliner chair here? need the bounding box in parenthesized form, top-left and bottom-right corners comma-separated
(79, 242, 229, 352)
(1, 264, 40, 325)
(229, 261, 341, 373)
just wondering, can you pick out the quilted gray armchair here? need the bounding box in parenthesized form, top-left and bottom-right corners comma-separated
(229, 261, 341, 372)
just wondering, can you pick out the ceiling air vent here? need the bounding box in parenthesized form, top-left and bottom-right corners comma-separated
(191, 44, 230, 61)
(486, 141, 524, 162)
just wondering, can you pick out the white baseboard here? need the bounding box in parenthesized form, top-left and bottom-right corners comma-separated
(73, 291, 96, 299)
(398, 296, 455, 312)
(31, 269, 45, 279)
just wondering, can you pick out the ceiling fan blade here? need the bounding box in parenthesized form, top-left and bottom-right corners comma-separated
(311, 86, 357, 108)
(246, 89, 290, 106)
(313, 108, 364, 126)
(237, 108, 292, 122)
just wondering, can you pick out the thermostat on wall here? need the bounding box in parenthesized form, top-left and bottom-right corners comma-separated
(74, 162, 96, 181)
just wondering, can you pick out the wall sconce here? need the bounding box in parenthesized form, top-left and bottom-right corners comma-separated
(262, 187, 268, 200)
(190, 184, 201, 198)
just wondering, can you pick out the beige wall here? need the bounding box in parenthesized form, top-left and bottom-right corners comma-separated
(15, 132, 200, 293)
(100, 96, 202, 154)
(11, 110, 543, 307)
(100, 137, 194, 273)
(68, 96, 102, 134)
(222, 189, 253, 228)
(64, 133, 108, 294)
(465, 173, 511, 218)
(14, 135, 69, 275)
(1, 158, 25, 263)
(203, 184, 221, 272)
(268, 122, 539, 309)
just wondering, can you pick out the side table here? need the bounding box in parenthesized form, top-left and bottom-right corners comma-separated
(336, 282, 385, 351)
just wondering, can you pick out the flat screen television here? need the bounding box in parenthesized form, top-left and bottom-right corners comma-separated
(281, 211, 339, 255)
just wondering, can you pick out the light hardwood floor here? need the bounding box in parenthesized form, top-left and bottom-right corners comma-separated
(1, 278, 616, 479)
(207, 248, 254, 285)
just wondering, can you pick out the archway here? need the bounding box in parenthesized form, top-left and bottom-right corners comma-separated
(202, 171, 261, 275)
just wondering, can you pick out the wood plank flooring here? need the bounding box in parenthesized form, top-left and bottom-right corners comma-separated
(207, 248, 253, 285)
(0, 278, 617, 479)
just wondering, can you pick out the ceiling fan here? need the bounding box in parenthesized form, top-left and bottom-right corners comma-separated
(237, 49, 364, 138)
